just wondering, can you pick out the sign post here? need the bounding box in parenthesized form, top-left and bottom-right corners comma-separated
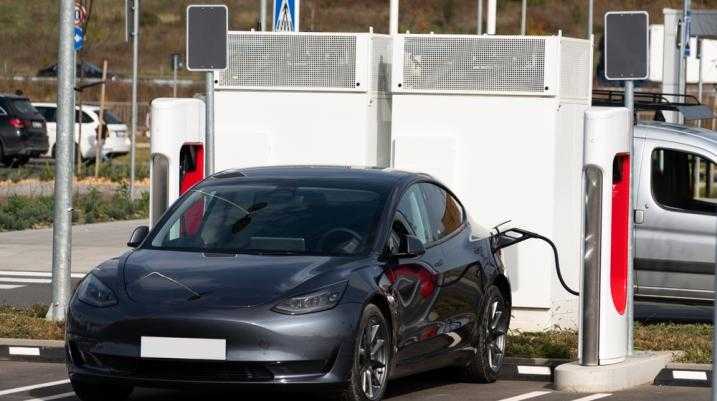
(603, 10, 649, 358)
(186, 5, 228, 177)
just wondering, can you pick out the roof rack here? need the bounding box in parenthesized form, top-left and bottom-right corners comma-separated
(592, 89, 714, 121)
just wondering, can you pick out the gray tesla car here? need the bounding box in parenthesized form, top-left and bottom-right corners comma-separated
(66, 166, 514, 401)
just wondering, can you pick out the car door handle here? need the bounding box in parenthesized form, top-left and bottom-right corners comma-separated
(634, 209, 645, 225)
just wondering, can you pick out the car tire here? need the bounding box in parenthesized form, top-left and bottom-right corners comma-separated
(464, 285, 510, 383)
(339, 304, 392, 401)
(71, 379, 133, 401)
(15, 156, 29, 167)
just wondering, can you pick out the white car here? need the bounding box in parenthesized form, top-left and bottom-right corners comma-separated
(33, 103, 131, 161)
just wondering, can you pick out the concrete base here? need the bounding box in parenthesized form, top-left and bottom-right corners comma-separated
(554, 351, 673, 392)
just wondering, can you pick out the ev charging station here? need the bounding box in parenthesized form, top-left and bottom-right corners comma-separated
(579, 107, 631, 366)
(390, 33, 594, 330)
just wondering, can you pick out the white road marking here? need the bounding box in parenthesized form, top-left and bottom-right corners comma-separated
(672, 370, 708, 381)
(0, 284, 24, 289)
(0, 379, 70, 397)
(8, 346, 40, 356)
(498, 391, 552, 401)
(24, 391, 76, 401)
(0, 271, 86, 278)
(570, 394, 612, 401)
(517, 365, 551, 375)
(0, 278, 51, 284)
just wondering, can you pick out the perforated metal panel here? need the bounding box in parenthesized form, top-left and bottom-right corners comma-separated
(398, 36, 547, 93)
(560, 38, 592, 101)
(217, 33, 359, 90)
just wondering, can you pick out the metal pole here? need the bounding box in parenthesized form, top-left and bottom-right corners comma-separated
(520, 0, 526, 35)
(389, 0, 399, 35)
(679, 0, 691, 104)
(486, 0, 496, 35)
(49, 0, 76, 322)
(95, 60, 107, 176)
(624, 79, 635, 357)
(588, 0, 593, 38)
(261, 0, 268, 31)
(172, 56, 178, 98)
(698, 39, 704, 128)
(129, 0, 139, 199)
(477, 0, 483, 34)
(205, 72, 215, 176)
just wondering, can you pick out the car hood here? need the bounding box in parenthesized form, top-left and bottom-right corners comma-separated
(123, 249, 361, 307)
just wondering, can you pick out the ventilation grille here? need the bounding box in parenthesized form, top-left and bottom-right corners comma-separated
(217, 33, 358, 90)
(400, 36, 547, 93)
(560, 38, 592, 101)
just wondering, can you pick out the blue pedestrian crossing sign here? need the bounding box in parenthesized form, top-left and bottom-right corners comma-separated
(74, 26, 85, 51)
(273, 0, 300, 32)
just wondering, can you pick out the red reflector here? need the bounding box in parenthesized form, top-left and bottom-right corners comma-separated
(8, 118, 24, 129)
(610, 154, 630, 315)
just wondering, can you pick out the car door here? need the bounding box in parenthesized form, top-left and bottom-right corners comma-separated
(389, 183, 480, 373)
(36, 106, 56, 156)
(634, 139, 717, 302)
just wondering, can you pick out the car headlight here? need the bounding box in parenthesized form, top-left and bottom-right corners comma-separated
(273, 282, 347, 315)
(76, 274, 118, 307)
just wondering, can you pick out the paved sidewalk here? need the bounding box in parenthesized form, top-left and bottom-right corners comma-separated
(0, 219, 147, 273)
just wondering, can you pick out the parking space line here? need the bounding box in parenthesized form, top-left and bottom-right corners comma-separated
(0, 380, 70, 397)
(570, 394, 612, 401)
(498, 391, 552, 401)
(0, 278, 52, 284)
(24, 392, 76, 401)
(0, 271, 85, 279)
(0, 284, 24, 290)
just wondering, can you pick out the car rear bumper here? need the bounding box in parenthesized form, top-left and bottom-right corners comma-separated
(65, 302, 361, 387)
(2, 130, 49, 156)
(102, 136, 131, 157)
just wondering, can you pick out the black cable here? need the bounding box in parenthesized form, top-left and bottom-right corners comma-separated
(526, 232, 579, 296)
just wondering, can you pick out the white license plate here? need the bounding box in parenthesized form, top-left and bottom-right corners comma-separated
(114, 131, 127, 137)
(140, 336, 226, 360)
(32, 121, 42, 129)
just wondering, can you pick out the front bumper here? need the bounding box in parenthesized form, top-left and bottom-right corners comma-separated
(66, 301, 362, 388)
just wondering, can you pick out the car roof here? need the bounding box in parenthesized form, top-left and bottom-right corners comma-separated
(32, 102, 100, 112)
(636, 121, 717, 152)
(207, 165, 426, 186)
(0, 94, 30, 101)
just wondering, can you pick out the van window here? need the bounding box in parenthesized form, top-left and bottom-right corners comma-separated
(651, 148, 717, 215)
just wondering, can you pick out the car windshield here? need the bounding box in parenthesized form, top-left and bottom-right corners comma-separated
(148, 181, 388, 256)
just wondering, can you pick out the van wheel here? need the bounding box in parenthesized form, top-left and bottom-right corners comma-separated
(464, 285, 510, 383)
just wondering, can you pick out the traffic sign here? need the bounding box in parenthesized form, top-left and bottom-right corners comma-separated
(75, 2, 87, 26)
(604, 11, 649, 81)
(273, 0, 300, 32)
(74, 26, 84, 51)
(186, 5, 228, 71)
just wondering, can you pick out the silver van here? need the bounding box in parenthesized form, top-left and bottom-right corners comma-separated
(634, 121, 716, 303)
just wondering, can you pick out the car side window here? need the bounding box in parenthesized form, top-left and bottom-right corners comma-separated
(419, 183, 464, 240)
(651, 148, 717, 215)
(75, 110, 94, 123)
(395, 184, 432, 244)
(37, 107, 56, 122)
(0, 106, 6, 116)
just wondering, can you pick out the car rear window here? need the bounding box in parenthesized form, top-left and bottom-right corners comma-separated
(11, 99, 39, 117)
(102, 111, 122, 124)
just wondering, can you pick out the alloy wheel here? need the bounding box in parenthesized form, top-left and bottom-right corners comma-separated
(486, 300, 506, 372)
(358, 318, 388, 400)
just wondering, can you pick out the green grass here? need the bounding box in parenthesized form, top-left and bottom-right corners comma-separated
(0, 185, 148, 231)
(0, 147, 150, 183)
(508, 323, 714, 364)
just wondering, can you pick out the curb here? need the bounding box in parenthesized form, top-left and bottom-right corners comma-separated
(499, 357, 568, 382)
(0, 338, 65, 363)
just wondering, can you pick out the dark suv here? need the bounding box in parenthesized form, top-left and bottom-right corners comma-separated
(0, 94, 48, 167)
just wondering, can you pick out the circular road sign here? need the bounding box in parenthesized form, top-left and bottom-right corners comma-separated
(75, 3, 88, 26)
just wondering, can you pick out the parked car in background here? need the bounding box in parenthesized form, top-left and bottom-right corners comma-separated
(34, 103, 131, 161)
(37, 62, 119, 80)
(0, 94, 48, 167)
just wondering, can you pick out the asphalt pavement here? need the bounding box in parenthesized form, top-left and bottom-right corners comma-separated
(0, 360, 710, 401)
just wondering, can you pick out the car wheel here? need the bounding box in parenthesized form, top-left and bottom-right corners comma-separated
(340, 304, 391, 401)
(15, 156, 29, 167)
(464, 285, 510, 383)
(71, 379, 132, 401)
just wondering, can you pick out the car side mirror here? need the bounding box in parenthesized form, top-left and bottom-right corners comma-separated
(127, 225, 149, 248)
(395, 235, 425, 258)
